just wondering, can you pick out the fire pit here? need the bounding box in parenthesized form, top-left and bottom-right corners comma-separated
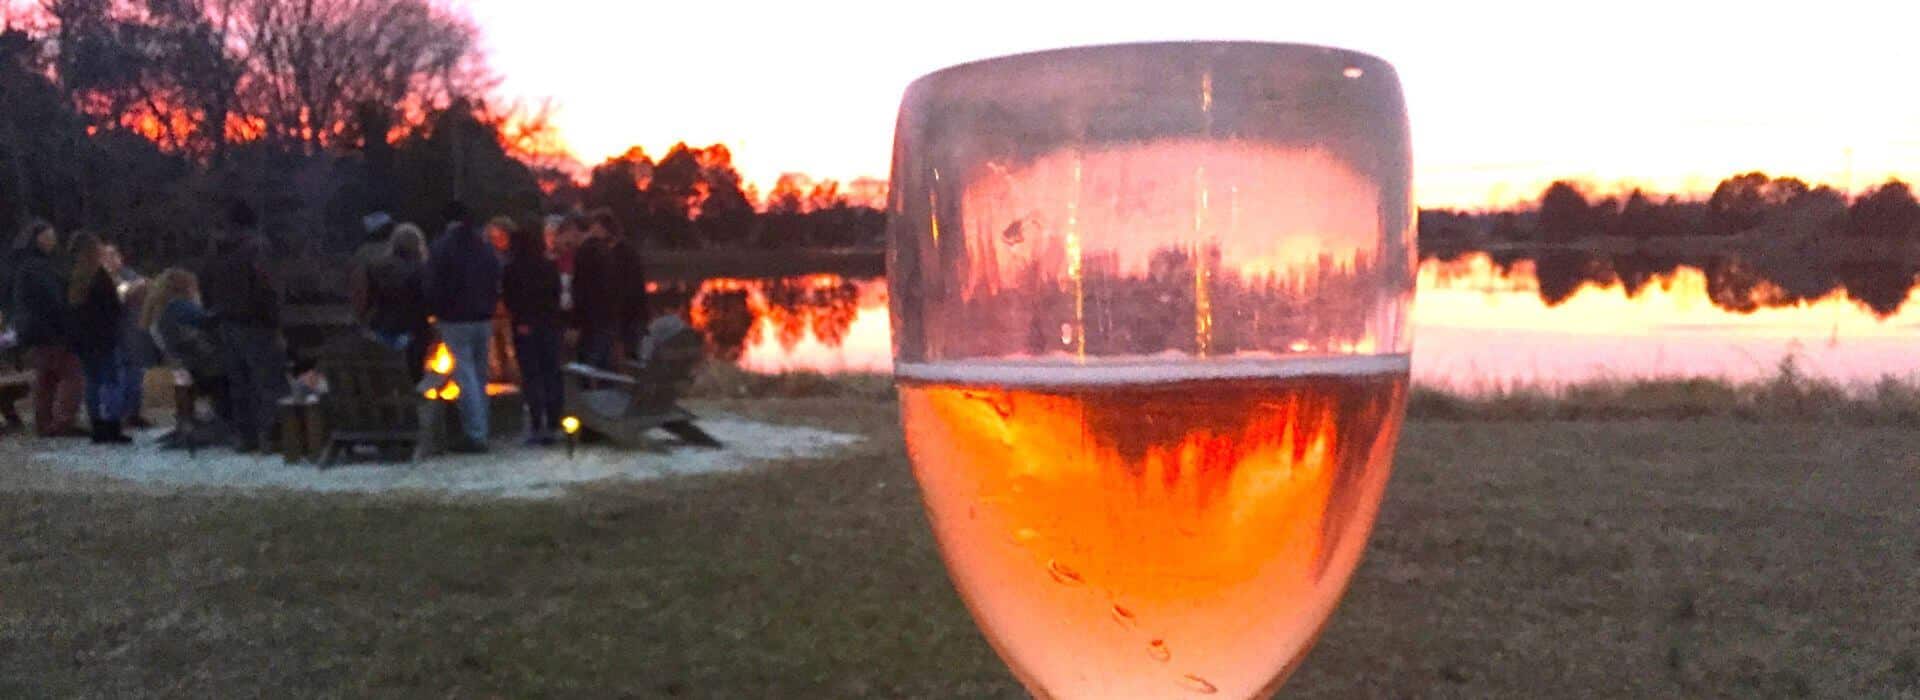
(275, 328, 530, 464)
(419, 342, 525, 448)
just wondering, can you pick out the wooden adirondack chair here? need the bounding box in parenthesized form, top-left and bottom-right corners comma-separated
(313, 332, 425, 466)
(562, 317, 721, 450)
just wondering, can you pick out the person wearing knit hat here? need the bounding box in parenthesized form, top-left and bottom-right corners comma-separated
(349, 211, 399, 324)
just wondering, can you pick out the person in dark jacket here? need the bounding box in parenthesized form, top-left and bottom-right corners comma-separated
(365, 223, 432, 378)
(200, 202, 289, 453)
(10, 221, 84, 437)
(572, 211, 648, 368)
(501, 224, 564, 445)
(348, 211, 396, 324)
(611, 218, 651, 363)
(483, 217, 521, 386)
(570, 219, 612, 367)
(425, 202, 502, 453)
(66, 233, 131, 444)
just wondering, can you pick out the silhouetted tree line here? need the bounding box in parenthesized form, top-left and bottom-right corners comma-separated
(0, 1, 884, 286)
(0, 0, 551, 271)
(1419, 172, 1920, 317)
(569, 149, 885, 251)
(1420, 172, 1920, 246)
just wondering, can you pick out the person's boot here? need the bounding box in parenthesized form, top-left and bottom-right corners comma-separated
(448, 436, 490, 454)
(92, 420, 133, 445)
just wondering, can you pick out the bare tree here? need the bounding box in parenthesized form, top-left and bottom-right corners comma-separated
(223, 0, 490, 151)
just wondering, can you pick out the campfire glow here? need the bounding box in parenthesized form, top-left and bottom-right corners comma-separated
(421, 342, 515, 400)
(429, 343, 456, 375)
(424, 343, 459, 401)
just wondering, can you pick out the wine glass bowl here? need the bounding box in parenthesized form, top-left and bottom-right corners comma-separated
(888, 42, 1414, 698)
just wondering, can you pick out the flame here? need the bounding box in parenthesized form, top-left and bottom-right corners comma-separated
(422, 342, 470, 401)
(429, 343, 456, 375)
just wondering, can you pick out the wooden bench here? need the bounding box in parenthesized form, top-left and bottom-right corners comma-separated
(562, 318, 721, 451)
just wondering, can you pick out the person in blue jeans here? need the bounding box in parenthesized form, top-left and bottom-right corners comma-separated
(116, 283, 157, 430)
(103, 244, 155, 429)
(501, 223, 563, 445)
(424, 202, 502, 454)
(65, 232, 131, 444)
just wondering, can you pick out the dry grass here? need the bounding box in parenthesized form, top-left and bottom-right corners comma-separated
(1411, 360, 1920, 425)
(687, 363, 895, 401)
(2, 398, 1917, 698)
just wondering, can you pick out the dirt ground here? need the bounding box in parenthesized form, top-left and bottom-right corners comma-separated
(2, 397, 1916, 698)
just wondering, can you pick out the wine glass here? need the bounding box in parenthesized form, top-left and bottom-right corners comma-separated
(887, 42, 1413, 698)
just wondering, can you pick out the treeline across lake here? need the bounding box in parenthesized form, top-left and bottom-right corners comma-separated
(1420, 173, 1920, 249)
(1419, 173, 1920, 318)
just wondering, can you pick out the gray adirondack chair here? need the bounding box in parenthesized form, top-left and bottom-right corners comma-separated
(562, 316, 721, 450)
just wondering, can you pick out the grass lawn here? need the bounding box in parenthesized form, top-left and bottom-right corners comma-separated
(2, 397, 1916, 698)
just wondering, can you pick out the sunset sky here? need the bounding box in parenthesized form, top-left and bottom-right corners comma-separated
(472, 1, 1915, 209)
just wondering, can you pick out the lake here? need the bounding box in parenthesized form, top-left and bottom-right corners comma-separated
(657, 253, 1919, 389)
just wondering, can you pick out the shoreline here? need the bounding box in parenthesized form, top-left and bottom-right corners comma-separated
(690, 362, 1920, 425)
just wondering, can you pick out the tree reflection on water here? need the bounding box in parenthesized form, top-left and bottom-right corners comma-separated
(1448, 251, 1918, 318)
(664, 275, 869, 363)
(651, 255, 1916, 378)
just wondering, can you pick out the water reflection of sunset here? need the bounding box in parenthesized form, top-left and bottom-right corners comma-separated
(686, 264, 1917, 388)
(1415, 254, 1920, 389)
(1419, 254, 1920, 338)
(688, 275, 892, 374)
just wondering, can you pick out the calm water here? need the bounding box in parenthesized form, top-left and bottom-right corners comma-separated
(663, 254, 1919, 389)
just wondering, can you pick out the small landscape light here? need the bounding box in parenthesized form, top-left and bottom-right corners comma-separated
(562, 416, 581, 458)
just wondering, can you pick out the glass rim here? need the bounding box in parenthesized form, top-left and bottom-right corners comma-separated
(906, 40, 1398, 92)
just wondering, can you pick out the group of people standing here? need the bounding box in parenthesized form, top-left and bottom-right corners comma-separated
(9, 204, 286, 449)
(348, 204, 651, 454)
(10, 223, 152, 443)
(8, 201, 652, 456)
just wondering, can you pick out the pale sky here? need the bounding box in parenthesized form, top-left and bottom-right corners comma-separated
(469, 1, 1918, 208)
